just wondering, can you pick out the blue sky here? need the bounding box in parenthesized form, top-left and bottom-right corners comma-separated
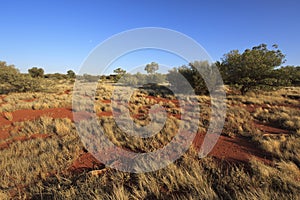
(0, 0, 299, 74)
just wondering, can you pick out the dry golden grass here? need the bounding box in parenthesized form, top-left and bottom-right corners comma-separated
(254, 107, 300, 132)
(0, 116, 82, 198)
(3, 112, 13, 121)
(0, 83, 73, 112)
(226, 88, 300, 168)
(1, 83, 300, 199)
(0, 191, 9, 199)
(233, 87, 300, 106)
(258, 135, 300, 166)
(223, 107, 259, 138)
(22, 150, 300, 199)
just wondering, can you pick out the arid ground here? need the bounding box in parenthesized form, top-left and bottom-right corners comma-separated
(0, 80, 300, 199)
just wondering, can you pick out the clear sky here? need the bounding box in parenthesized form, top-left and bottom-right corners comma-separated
(0, 0, 299, 74)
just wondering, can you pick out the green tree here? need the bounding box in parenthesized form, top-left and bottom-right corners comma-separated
(67, 70, 76, 79)
(113, 67, 126, 81)
(113, 67, 126, 75)
(28, 67, 44, 78)
(0, 61, 42, 93)
(274, 66, 300, 86)
(145, 62, 159, 74)
(167, 61, 220, 95)
(218, 44, 285, 94)
(0, 61, 19, 82)
(9, 74, 42, 92)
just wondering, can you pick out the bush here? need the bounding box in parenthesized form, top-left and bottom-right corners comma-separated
(28, 67, 44, 78)
(146, 73, 166, 84)
(44, 73, 68, 80)
(217, 44, 286, 94)
(82, 74, 100, 82)
(118, 73, 139, 85)
(0, 61, 43, 93)
(167, 61, 221, 95)
(67, 70, 76, 79)
(9, 74, 42, 92)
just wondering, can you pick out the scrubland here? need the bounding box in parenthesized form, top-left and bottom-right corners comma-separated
(0, 81, 299, 199)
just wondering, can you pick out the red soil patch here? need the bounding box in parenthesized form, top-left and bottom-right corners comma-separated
(242, 103, 300, 113)
(0, 134, 52, 150)
(253, 121, 290, 135)
(97, 111, 113, 117)
(68, 146, 138, 174)
(67, 132, 273, 174)
(22, 98, 37, 102)
(0, 108, 93, 140)
(0, 129, 10, 140)
(101, 99, 111, 104)
(1, 106, 170, 140)
(0, 108, 93, 126)
(234, 103, 295, 135)
(67, 152, 105, 174)
(192, 132, 272, 164)
(64, 90, 71, 94)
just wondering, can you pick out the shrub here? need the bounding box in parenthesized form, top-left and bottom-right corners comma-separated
(217, 44, 286, 94)
(0, 61, 44, 93)
(146, 73, 166, 84)
(44, 73, 68, 80)
(28, 67, 44, 78)
(66, 70, 76, 79)
(167, 61, 221, 95)
(118, 73, 139, 86)
(9, 74, 42, 93)
(82, 74, 100, 82)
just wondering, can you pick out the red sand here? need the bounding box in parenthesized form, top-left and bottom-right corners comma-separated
(192, 132, 272, 164)
(0, 102, 278, 174)
(0, 108, 92, 141)
(243, 103, 300, 113)
(0, 107, 92, 126)
(22, 98, 37, 102)
(67, 152, 105, 173)
(67, 132, 273, 174)
(0, 133, 52, 150)
(0, 129, 10, 140)
(253, 121, 290, 135)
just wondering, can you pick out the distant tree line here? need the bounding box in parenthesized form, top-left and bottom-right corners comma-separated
(1, 43, 299, 94)
(0, 62, 76, 94)
(113, 45, 300, 95)
(0, 62, 41, 93)
(113, 62, 166, 86)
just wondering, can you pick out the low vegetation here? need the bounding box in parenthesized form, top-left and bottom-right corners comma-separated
(0, 44, 300, 199)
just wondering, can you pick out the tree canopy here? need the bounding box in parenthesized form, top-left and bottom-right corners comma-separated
(113, 67, 126, 75)
(67, 70, 76, 79)
(113, 67, 126, 81)
(0, 61, 19, 83)
(28, 67, 44, 78)
(145, 62, 159, 74)
(0, 62, 42, 93)
(217, 44, 286, 94)
(167, 61, 220, 95)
